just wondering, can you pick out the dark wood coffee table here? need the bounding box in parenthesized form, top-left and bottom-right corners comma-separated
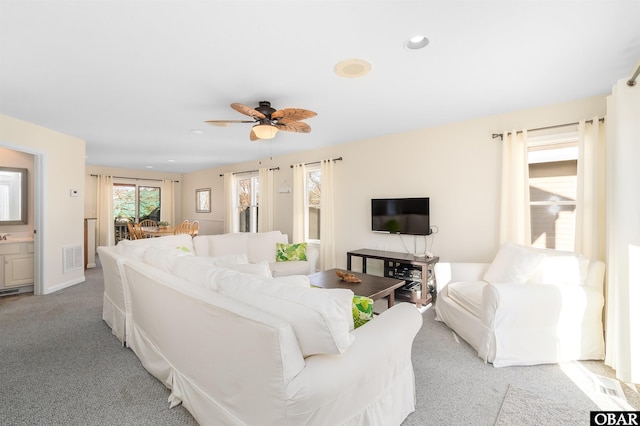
(308, 269, 406, 309)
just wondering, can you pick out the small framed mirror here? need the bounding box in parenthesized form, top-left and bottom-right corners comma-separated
(195, 188, 211, 213)
(0, 167, 28, 225)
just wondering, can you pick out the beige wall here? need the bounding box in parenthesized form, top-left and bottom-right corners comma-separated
(180, 169, 225, 235)
(182, 95, 607, 268)
(0, 114, 86, 294)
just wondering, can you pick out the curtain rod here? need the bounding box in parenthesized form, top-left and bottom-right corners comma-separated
(628, 62, 640, 86)
(90, 174, 179, 183)
(219, 166, 280, 177)
(492, 117, 605, 140)
(289, 157, 343, 168)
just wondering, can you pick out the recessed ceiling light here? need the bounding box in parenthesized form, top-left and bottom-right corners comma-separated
(404, 35, 429, 50)
(334, 59, 372, 78)
(168, 159, 176, 163)
(191, 129, 204, 134)
(145, 165, 153, 169)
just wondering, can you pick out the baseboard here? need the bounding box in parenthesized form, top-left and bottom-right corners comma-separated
(44, 276, 86, 294)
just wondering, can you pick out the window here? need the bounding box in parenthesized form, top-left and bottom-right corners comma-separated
(113, 184, 161, 223)
(528, 133, 578, 251)
(306, 165, 321, 241)
(236, 175, 259, 233)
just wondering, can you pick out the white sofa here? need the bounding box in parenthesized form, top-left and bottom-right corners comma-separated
(98, 234, 195, 344)
(99, 232, 317, 344)
(192, 230, 319, 277)
(99, 235, 423, 425)
(434, 242, 605, 367)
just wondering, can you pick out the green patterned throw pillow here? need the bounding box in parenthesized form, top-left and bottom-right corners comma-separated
(276, 242, 307, 262)
(309, 286, 374, 329)
(352, 295, 374, 328)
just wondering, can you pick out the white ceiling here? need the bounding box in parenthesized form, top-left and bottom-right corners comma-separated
(1, 1, 639, 173)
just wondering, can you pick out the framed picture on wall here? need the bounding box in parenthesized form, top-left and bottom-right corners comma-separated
(196, 188, 211, 213)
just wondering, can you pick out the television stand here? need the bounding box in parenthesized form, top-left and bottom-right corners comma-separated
(346, 249, 439, 307)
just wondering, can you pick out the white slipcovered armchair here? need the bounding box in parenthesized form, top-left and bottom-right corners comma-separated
(434, 242, 605, 367)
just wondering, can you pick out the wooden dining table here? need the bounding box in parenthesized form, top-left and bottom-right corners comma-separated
(142, 226, 198, 237)
(141, 226, 199, 237)
(141, 226, 175, 237)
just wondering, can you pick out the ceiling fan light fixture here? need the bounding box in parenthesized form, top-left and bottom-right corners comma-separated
(253, 124, 278, 139)
(208, 102, 316, 141)
(404, 35, 429, 50)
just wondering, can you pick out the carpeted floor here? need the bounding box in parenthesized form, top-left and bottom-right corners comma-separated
(494, 385, 585, 426)
(0, 263, 197, 426)
(1, 259, 638, 425)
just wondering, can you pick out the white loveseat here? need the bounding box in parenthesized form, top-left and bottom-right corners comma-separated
(99, 235, 423, 425)
(434, 242, 605, 367)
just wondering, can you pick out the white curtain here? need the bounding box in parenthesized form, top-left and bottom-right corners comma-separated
(292, 163, 306, 243)
(223, 172, 236, 233)
(499, 130, 531, 245)
(604, 78, 640, 384)
(96, 175, 114, 246)
(320, 159, 336, 270)
(160, 180, 175, 227)
(575, 118, 606, 261)
(258, 168, 274, 232)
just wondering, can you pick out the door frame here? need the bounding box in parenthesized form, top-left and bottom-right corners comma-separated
(0, 143, 45, 295)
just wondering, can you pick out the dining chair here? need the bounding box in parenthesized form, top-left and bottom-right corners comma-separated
(191, 220, 200, 235)
(127, 222, 138, 240)
(139, 219, 157, 228)
(174, 220, 196, 237)
(133, 223, 147, 239)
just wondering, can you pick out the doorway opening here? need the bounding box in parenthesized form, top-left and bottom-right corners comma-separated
(0, 144, 44, 297)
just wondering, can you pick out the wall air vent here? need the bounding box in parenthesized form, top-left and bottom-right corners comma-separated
(63, 245, 83, 273)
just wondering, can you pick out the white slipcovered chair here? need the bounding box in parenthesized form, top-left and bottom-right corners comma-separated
(434, 242, 605, 367)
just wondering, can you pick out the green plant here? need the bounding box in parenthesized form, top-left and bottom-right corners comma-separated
(385, 219, 400, 234)
(158, 221, 170, 227)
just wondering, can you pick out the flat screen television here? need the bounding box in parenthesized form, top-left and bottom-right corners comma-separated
(371, 197, 431, 235)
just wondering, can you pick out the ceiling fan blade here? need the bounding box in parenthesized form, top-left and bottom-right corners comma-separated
(271, 108, 317, 123)
(249, 129, 260, 141)
(205, 119, 255, 127)
(274, 122, 312, 133)
(231, 103, 266, 119)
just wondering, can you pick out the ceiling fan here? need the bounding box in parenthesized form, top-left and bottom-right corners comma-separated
(205, 101, 317, 141)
